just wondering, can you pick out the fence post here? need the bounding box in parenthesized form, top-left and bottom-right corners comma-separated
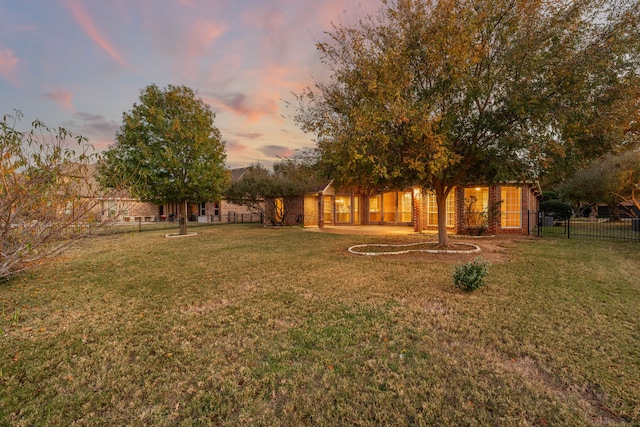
(567, 215, 571, 239)
(138, 217, 142, 233)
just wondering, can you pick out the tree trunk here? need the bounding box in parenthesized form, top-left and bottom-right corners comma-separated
(609, 202, 621, 222)
(436, 188, 450, 248)
(179, 200, 188, 235)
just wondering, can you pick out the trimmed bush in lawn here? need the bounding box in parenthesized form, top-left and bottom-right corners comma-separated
(453, 257, 490, 291)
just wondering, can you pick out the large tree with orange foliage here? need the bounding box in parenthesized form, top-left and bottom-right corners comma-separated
(295, 0, 640, 246)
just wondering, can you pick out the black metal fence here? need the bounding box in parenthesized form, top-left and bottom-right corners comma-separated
(68, 212, 264, 236)
(529, 211, 640, 242)
(225, 212, 263, 224)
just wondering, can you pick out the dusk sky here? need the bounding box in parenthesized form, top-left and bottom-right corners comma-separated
(0, 0, 379, 168)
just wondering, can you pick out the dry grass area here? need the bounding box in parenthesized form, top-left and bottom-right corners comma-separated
(1, 224, 639, 425)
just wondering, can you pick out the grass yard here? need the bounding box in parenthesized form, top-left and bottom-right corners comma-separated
(1, 225, 639, 426)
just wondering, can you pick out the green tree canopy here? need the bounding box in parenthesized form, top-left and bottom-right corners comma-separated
(225, 157, 320, 226)
(295, 0, 640, 246)
(557, 149, 640, 218)
(98, 84, 228, 234)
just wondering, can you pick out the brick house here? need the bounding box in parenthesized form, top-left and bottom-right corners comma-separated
(92, 166, 262, 224)
(278, 182, 541, 235)
(150, 167, 263, 224)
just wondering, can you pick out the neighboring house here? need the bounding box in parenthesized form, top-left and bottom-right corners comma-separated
(276, 182, 541, 235)
(106, 167, 262, 224)
(98, 192, 158, 223)
(82, 164, 159, 223)
(581, 202, 640, 219)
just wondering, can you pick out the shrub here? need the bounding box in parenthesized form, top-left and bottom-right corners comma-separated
(541, 190, 560, 201)
(462, 196, 502, 236)
(453, 257, 490, 292)
(540, 199, 573, 220)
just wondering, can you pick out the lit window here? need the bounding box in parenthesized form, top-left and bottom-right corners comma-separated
(425, 191, 455, 227)
(335, 196, 351, 223)
(323, 196, 333, 224)
(382, 192, 397, 222)
(398, 191, 412, 223)
(464, 187, 488, 212)
(501, 186, 521, 228)
(275, 198, 285, 222)
(369, 195, 381, 223)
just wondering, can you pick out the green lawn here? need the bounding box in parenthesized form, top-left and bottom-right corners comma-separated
(1, 225, 638, 426)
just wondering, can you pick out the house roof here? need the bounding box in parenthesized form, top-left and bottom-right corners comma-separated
(229, 167, 251, 183)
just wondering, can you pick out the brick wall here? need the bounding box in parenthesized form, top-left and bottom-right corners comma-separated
(218, 200, 258, 223)
(262, 197, 305, 225)
(128, 201, 158, 219)
(283, 197, 305, 225)
(455, 186, 466, 234)
(488, 184, 500, 234)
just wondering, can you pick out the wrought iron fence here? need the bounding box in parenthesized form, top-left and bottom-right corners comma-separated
(529, 211, 640, 242)
(226, 212, 263, 224)
(65, 213, 264, 236)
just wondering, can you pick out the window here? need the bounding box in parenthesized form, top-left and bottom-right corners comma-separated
(369, 195, 381, 222)
(501, 186, 521, 228)
(213, 203, 219, 217)
(464, 187, 489, 212)
(353, 196, 360, 225)
(464, 187, 489, 229)
(200, 202, 206, 216)
(398, 191, 412, 223)
(368, 192, 412, 224)
(335, 196, 351, 223)
(426, 191, 455, 227)
(103, 201, 117, 218)
(323, 196, 333, 224)
(382, 192, 397, 222)
(275, 198, 284, 223)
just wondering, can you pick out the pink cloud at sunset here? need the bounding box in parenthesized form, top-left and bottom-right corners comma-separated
(44, 88, 75, 111)
(260, 144, 297, 159)
(61, 0, 129, 68)
(205, 91, 280, 124)
(0, 0, 383, 168)
(0, 47, 20, 86)
(193, 20, 226, 49)
(226, 140, 250, 155)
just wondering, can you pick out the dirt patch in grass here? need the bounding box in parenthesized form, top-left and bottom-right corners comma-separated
(348, 241, 481, 255)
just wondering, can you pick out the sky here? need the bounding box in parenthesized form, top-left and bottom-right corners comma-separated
(0, 0, 380, 168)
